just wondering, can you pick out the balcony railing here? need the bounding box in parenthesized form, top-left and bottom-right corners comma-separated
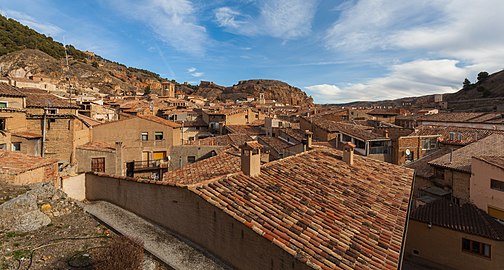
(131, 159, 169, 171)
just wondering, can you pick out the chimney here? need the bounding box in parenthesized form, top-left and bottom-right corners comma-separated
(303, 130, 313, 151)
(342, 142, 356, 166)
(384, 129, 389, 138)
(240, 141, 263, 177)
(115, 141, 124, 176)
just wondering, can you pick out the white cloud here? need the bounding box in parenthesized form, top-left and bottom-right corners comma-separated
(214, 0, 318, 39)
(104, 0, 207, 55)
(306, 59, 477, 103)
(186, 67, 204, 77)
(0, 9, 63, 37)
(319, 0, 504, 102)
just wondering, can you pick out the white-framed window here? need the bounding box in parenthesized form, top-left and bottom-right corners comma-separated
(155, 132, 163, 140)
(0, 101, 8, 108)
(421, 137, 438, 150)
(12, 142, 21, 151)
(141, 132, 148, 141)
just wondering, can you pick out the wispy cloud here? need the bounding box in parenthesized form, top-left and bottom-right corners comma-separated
(187, 67, 204, 77)
(306, 59, 475, 103)
(103, 0, 207, 55)
(0, 9, 63, 37)
(214, 0, 318, 39)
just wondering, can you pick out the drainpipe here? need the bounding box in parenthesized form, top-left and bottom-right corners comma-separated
(41, 108, 47, 157)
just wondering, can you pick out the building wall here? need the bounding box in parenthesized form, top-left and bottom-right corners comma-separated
(85, 174, 311, 270)
(470, 158, 504, 215)
(76, 149, 117, 175)
(2, 111, 28, 132)
(0, 163, 58, 185)
(169, 145, 222, 169)
(92, 117, 181, 162)
(419, 121, 504, 131)
(27, 117, 74, 162)
(0, 96, 25, 109)
(405, 220, 504, 270)
(10, 136, 41, 156)
(445, 170, 471, 203)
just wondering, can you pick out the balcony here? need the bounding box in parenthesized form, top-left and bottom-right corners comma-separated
(140, 139, 167, 148)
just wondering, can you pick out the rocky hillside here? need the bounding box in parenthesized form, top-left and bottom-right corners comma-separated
(445, 70, 504, 101)
(193, 79, 313, 106)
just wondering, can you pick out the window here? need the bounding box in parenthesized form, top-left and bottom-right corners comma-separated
(48, 109, 57, 114)
(0, 101, 7, 108)
(462, 238, 491, 258)
(422, 137, 438, 150)
(449, 132, 455, 141)
(11, 142, 21, 151)
(91, 157, 105, 172)
(0, 118, 5, 131)
(0, 143, 6, 150)
(141, 132, 148, 141)
(490, 179, 504, 192)
(187, 156, 196, 163)
(155, 132, 164, 140)
(457, 132, 463, 141)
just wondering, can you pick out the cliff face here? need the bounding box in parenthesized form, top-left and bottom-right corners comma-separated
(0, 49, 163, 95)
(194, 79, 313, 106)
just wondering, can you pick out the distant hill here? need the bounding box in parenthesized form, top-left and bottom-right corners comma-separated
(332, 69, 504, 112)
(0, 15, 314, 105)
(193, 79, 313, 106)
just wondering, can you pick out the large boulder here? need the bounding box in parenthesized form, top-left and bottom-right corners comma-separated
(0, 191, 51, 232)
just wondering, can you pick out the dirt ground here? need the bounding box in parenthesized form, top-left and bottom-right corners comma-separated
(0, 182, 170, 270)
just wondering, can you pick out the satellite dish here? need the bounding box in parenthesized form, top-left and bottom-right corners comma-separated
(405, 149, 411, 156)
(167, 156, 171, 161)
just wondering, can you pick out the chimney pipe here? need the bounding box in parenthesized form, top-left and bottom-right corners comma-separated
(240, 141, 263, 177)
(384, 129, 389, 138)
(343, 142, 356, 166)
(115, 141, 124, 176)
(303, 130, 313, 151)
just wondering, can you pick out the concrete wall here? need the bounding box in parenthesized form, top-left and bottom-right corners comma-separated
(85, 174, 311, 270)
(470, 158, 504, 214)
(405, 220, 504, 270)
(62, 173, 86, 201)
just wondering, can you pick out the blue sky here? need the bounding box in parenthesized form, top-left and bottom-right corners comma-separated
(1, 0, 504, 103)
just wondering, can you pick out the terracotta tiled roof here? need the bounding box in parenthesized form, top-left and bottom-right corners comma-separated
(76, 114, 103, 127)
(418, 112, 504, 123)
(11, 131, 42, 139)
(136, 114, 181, 128)
(241, 140, 263, 150)
(0, 150, 58, 174)
(279, 128, 305, 143)
(410, 199, 504, 240)
(190, 134, 254, 147)
(225, 125, 265, 136)
(367, 109, 400, 116)
(18, 88, 79, 109)
(0, 83, 25, 97)
(258, 136, 292, 153)
(77, 141, 116, 152)
(474, 156, 504, 170)
(336, 123, 389, 141)
(429, 134, 504, 173)
(189, 148, 413, 269)
(163, 151, 241, 186)
(411, 125, 504, 146)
